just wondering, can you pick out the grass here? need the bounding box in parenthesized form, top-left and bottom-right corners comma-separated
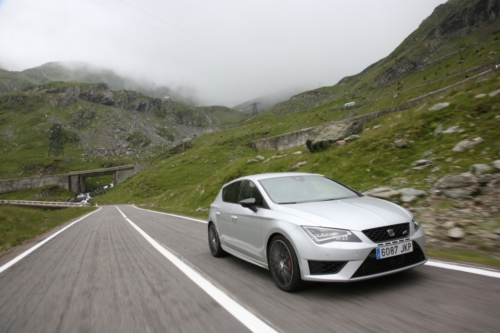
(98, 71, 500, 217)
(0, 205, 96, 254)
(85, 174, 115, 192)
(0, 82, 250, 180)
(0, 185, 75, 202)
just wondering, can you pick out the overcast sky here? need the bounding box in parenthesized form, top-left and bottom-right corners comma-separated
(0, 0, 447, 106)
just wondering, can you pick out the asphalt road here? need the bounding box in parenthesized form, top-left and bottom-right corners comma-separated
(1, 205, 499, 332)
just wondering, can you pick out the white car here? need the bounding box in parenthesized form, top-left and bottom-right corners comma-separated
(208, 173, 427, 291)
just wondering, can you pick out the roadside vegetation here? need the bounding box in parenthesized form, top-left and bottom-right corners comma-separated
(0, 184, 75, 202)
(0, 206, 96, 254)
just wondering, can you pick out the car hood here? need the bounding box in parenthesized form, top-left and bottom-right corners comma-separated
(273, 196, 412, 231)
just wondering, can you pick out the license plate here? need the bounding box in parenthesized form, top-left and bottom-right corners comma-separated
(376, 241, 413, 260)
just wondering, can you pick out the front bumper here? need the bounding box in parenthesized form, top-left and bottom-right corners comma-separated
(288, 226, 427, 282)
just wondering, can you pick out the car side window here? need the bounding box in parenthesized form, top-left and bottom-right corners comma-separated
(239, 180, 266, 208)
(222, 181, 242, 203)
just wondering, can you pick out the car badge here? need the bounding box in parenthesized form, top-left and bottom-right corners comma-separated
(402, 230, 409, 236)
(387, 229, 395, 237)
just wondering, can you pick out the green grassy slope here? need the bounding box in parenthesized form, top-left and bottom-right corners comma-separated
(0, 206, 96, 253)
(0, 82, 249, 180)
(0, 185, 76, 202)
(98, 73, 500, 217)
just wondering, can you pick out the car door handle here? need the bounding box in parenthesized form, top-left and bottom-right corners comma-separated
(231, 215, 237, 221)
(215, 212, 220, 215)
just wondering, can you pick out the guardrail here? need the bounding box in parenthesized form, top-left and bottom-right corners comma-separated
(0, 200, 89, 208)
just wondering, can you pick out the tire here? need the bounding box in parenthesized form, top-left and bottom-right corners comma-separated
(208, 223, 225, 257)
(268, 235, 302, 292)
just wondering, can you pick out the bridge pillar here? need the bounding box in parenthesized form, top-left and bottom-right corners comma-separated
(69, 175, 80, 194)
(80, 175, 86, 193)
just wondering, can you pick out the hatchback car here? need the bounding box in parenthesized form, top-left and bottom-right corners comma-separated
(208, 173, 426, 291)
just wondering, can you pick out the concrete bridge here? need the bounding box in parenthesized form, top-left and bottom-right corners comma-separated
(68, 165, 137, 193)
(0, 164, 148, 195)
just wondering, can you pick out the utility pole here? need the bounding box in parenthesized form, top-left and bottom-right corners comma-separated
(249, 102, 260, 116)
(48, 123, 64, 157)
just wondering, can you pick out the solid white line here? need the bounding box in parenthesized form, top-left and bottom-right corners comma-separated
(0, 207, 102, 274)
(131, 205, 207, 224)
(115, 206, 277, 333)
(426, 260, 500, 279)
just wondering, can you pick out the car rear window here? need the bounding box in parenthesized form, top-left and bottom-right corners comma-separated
(222, 181, 242, 203)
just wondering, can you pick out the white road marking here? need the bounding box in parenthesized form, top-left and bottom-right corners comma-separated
(130, 206, 500, 280)
(0, 207, 102, 274)
(116, 206, 277, 333)
(131, 205, 207, 224)
(426, 260, 500, 279)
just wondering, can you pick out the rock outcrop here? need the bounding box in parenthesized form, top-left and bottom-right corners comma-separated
(306, 120, 363, 152)
(434, 173, 479, 199)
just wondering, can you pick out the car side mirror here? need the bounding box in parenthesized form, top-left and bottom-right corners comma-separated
(239, 198, 257, 212)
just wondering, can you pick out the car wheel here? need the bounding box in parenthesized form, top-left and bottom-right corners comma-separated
(208, 223, 225, 257)
(269, 235, 302, 292)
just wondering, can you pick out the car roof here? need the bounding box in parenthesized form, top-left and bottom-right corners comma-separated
(227, 172, 324, 185)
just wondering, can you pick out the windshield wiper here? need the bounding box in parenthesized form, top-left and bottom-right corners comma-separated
(320, 196, 356, 201)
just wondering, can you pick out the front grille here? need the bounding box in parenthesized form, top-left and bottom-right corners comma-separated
(351, 241, 425, 278)
(362, 223, 410, 243)
(308, 261, 347, 275)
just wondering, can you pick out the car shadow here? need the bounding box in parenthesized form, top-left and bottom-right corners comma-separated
(213, 251, 427, 299)
(303, 269, 426, 296)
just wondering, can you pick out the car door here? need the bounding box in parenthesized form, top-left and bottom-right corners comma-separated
(216, 180, 241, 250)
(231, 180, 268, 262)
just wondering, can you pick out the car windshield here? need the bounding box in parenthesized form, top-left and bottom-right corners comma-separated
(259, 175, 359, 204)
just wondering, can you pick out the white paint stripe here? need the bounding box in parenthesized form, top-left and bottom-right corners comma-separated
(115, 206, 277, 333)
(426, 260, 500, 279)
(130, 205, 207, 224)
(0, 207, 102, 274)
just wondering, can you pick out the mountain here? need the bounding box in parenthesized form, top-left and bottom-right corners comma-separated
(0, 80, 249, 179)
(0, 61, 200, 105)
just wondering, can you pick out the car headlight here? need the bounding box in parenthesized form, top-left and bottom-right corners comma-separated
(413, 219, 420, 232)
(301, 226, 361, 244)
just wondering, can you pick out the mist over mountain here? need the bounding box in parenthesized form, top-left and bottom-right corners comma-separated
(232, 87, 305, 114)
(10, 62, 203, 106)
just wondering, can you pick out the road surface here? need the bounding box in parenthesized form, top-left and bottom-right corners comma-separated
(0, 205, 499, 332)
